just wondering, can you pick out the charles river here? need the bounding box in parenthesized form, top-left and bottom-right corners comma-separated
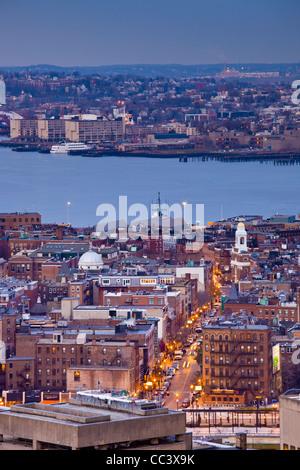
(0, 144, 299, 228)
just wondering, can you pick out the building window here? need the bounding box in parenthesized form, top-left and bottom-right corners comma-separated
(74, 371, 80, 382)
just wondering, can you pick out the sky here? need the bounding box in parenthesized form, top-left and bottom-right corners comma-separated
(1, 0, 300, 67)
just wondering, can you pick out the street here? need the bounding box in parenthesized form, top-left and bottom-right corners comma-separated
(162, 344, 201, 410)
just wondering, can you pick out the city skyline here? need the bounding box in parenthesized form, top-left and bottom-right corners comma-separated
(1, 0, 300, 67)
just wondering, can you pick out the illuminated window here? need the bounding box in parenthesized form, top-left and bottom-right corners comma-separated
(74, 371, 80, 381)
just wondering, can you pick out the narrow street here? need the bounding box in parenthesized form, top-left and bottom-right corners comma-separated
(162, 345, 201, 410)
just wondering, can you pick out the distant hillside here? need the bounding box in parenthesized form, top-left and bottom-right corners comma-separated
(0, 62, 299, 78)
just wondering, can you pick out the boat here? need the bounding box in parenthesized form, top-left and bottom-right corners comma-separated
(11, 144, 38, 152)
(50, 141, 91, 154)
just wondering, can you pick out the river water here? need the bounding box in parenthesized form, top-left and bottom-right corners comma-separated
(0, 146, 299, 227)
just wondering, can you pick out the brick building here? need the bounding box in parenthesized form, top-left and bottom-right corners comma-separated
(34, 333, 139, 393)
(6, 357, 35, 391)
(0, 212, 41, 230)
(202, 318, 272, 404)
(67, 338, 140, 393)
(97, 272, 175, 305)
(12, 319, 155, 393)
(0, 307, 19, 358)
(223, 298, 299, 324)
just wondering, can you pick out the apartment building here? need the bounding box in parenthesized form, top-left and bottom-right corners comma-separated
(10, 119, 37, 140)
(10, 117, 125, 143)
(65, 117, 125, 143)
(202, 318, 272, 404)
(67, 338, 140, 393)
(97, 271, 175, 304)
(37, 118, 66, 141)
(34, 333, 140, 393)
(224, 298, 300, 324)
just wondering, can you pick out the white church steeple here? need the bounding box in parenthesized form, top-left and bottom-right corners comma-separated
(235, 222, 247, 253)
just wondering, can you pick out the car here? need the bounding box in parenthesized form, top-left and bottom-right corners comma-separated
(181, 399, 190, 409)
(175, 354, 183, 360)
(172, 361, 179, 370)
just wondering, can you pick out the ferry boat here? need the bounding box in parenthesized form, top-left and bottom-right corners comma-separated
(50, 141, 91, 154)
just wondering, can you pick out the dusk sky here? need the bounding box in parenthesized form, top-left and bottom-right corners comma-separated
(1, 0, 300, 67)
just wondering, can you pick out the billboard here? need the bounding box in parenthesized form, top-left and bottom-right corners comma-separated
(272, 343, 280, 373)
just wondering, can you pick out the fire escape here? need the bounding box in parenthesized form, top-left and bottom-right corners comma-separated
(211, 335, 260, 401)
(16, 363, 31, 390)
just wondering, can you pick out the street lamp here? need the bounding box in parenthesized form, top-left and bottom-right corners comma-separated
(175, 393, 179, 410)
(67, 201, 71, 225)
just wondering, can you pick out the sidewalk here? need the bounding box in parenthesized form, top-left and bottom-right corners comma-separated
(191, 426, 280, 438)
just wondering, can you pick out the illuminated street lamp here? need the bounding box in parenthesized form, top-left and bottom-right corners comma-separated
(175, 393, 179, 410)
(67, 201, 71, 225)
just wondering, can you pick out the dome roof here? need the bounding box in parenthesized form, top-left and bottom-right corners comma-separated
(78, 249, 103, 270)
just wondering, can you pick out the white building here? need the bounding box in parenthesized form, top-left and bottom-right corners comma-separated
(230, 222, 251, 282)
(78, 249, 103, 272)
(0, 80, 6, 105)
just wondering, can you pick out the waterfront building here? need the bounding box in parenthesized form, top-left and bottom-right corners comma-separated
(37, 118, 66, 142)
(64, 116, 125, 143)
(10, 119, 38, 140)
(10, 116, 125, 143)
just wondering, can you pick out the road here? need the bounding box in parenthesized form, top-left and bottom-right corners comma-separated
(162, 345, 200, 410)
